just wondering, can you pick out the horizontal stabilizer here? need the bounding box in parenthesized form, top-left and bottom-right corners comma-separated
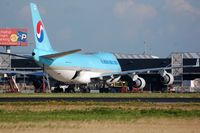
(40, 49, 81, 59)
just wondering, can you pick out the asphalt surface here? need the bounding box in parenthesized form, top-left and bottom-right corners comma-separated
(0, 97, 200, 103)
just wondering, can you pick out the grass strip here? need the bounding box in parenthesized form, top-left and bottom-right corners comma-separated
(0, 108, 200, 122)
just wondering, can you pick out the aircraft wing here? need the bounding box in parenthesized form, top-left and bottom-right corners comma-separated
(92, 63, 199, 80)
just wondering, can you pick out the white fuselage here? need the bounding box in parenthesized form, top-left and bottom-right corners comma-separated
(45, 66, 110, 84)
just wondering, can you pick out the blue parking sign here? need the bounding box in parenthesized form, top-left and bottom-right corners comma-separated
(17, 31, 27, 42)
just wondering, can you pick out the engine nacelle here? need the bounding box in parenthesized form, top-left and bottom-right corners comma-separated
(132, 75, 146, 89)
(159, 70, 174, 85)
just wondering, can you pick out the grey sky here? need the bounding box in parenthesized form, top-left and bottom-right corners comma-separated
(0, 0, 200, 57)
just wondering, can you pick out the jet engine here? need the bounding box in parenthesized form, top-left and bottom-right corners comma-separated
(132, 75, 146, 89)
(159, 70, 174, 85)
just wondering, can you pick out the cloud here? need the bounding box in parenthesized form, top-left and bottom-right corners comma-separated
(112, 0, 157, 41)
(18, 5, 46, 20)
(165, 0, 200, 15)
(18, 5, 29, 19)
(113, 0, 157, 21)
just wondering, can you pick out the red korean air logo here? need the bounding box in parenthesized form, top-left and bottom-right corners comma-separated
(36, 21, 44, 43)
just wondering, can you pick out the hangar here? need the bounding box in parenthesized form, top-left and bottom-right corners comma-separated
(1, 51, 199, 93)
(116, 52, 200, 92)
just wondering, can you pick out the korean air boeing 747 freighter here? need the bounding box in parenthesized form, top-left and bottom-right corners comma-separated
(29, 3, 176, 89)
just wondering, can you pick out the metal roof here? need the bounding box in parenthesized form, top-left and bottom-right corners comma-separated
(169, 52, 200, 59)
(114, 53, 159, 59)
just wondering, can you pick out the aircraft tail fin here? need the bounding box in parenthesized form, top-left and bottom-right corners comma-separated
(30, 3, 53, 52)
